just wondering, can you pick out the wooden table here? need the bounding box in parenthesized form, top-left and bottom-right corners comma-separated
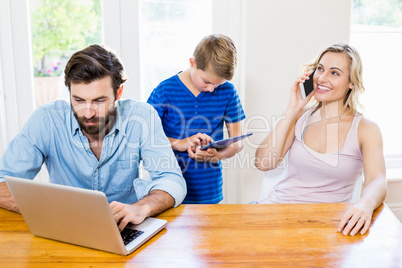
(0, 203, 401, 267)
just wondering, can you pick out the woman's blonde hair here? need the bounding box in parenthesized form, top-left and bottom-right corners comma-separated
(301, 43, 365, 112)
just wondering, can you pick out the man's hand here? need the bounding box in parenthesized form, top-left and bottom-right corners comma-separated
(110, 201, 149, 231)
(0, 181, 20, 213)
(109, 190, 174, 231)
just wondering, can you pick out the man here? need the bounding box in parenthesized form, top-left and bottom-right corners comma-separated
(0, 45, 186, 231)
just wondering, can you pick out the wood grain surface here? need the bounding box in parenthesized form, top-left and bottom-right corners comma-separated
(0, 203, 401, 267)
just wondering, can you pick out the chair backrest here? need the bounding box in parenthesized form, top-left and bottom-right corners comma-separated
(350, 172, 364, 202)
(259, 154, 288, 200)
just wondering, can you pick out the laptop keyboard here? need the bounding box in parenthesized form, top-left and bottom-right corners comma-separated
(120, 228, 144, 246)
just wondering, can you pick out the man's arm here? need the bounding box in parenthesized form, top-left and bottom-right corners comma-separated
(110, 190, 174, 231)
(0, 182, 20, 213)
(0, 107, 48, 197)
(113, 105, 186, 230)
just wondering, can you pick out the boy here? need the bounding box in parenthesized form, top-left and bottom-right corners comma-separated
(147, 34, 246, 204)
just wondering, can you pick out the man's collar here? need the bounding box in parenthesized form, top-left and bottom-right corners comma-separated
(112, 100, 126, 137)
(70, 109, 81, 137)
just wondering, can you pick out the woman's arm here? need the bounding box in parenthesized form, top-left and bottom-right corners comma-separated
(255, 74, 314, 171)
(338, 118, 387, 236)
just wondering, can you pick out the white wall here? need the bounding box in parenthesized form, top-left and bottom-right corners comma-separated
(222, 0, 352, 203)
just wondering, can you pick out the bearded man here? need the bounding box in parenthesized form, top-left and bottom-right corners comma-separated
(0, 45, 186, 230)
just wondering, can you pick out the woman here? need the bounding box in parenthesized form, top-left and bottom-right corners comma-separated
(254, 43, 387, 236)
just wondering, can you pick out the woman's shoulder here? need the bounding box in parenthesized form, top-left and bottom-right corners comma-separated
(358, 116, 381, 132)
(358, 116, 383, 145)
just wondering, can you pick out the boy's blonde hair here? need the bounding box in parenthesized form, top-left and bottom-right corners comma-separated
(302, 43, 365, 112)
(193, 34, 237, 80)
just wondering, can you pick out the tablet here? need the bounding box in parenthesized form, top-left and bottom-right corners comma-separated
(200, 133, 253, 150)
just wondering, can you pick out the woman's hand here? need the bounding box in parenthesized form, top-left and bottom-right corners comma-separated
(338, 203, 373, 236)
(288, 72, 315, 113)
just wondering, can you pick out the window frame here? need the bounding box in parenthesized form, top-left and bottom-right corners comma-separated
(0, 0, 242, 140)
(349, 11, 402, 171)
(0, 0, 35, 152)
(102, 0, 142, 101)
(0, 61, 6, 154)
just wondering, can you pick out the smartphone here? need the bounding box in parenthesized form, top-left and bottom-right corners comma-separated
(299, 70, 315, 99)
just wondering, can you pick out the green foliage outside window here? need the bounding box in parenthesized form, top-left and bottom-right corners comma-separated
(30, 0, 101, 77)
(353, 0, 402, 27)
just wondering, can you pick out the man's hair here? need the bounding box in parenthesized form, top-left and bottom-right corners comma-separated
(193, 34, 237, 80)
(64, 44, 127, 96)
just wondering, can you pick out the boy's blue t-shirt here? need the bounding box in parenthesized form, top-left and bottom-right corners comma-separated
(147, 74, 246, 204)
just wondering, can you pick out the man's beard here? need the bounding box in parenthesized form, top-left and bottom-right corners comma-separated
(72, 105, 117, 135)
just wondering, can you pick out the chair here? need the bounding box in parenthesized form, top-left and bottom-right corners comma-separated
(259, 154, 289, 200)
(350, 172, 364, 202)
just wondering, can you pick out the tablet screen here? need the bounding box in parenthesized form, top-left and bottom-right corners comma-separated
(200, 133, 253, 150)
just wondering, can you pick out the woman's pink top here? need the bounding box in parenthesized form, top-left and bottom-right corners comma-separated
(260, 108, 364, 203)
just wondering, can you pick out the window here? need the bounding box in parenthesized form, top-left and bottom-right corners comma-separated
(138, 0, 212, 100)
(350, 0, 402, 157)
(0, 67, 6, 154)
(29, 0, 102, 108)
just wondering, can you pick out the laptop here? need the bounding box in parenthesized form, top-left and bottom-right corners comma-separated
(4, 176, 167, 255)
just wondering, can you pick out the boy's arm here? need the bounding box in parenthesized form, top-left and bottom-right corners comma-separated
(148, 88, 214, 152)
(168, 133, 213, 152)
(187, 121, 244, 162)
(213, 121, 244, 160)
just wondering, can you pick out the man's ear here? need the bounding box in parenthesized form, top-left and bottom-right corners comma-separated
(116, 85, 123, 100)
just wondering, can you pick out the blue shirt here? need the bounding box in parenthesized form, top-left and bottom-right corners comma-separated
(0, 99, 186, 207)
(147, 74, 245, 204)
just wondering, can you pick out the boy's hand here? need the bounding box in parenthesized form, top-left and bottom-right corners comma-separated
(170, 133, 213, 152)
(187, 146, 220, 162)
(186, 133, 213, 148)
